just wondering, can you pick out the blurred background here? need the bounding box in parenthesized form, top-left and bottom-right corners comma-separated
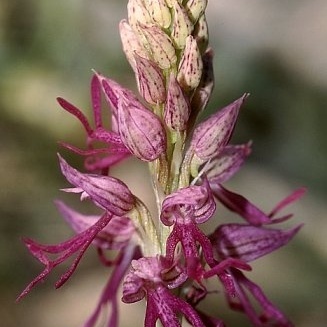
(1, 0, 326, 326)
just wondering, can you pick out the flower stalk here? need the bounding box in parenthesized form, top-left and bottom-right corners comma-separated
(18, 1, 305, 326)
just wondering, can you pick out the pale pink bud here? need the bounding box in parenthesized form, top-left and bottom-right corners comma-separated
(185, 0, 207, 22)
(119, 19, 149, 72)
(171, 1, 193, 49)
(148, 0, 171, 29)
(164, 73, 190, 131)
(127, 0, 152, 29)
(139, 24, 177, 69)
(134, 53, 166, 105)
(190, 94, 248, 161)
(177, 35, 203, 90)
(117, 94, 166, 161)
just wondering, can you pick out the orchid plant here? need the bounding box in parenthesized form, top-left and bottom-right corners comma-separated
(18, 1, 305, 326)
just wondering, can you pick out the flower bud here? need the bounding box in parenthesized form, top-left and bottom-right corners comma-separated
(185, 0, 207, 22)
(119, 19, 150, 72)
(138, 24, 177, 69)
(192, 14, 208, 54)
(165, 0, 183, 8)
(177, 35, 203, 90)
(134, 53, 166, 105)
(190, 94, 248, 161)
(117, 94, 166, 161)
(96, 72, 137, 113)
(164, 73, 190, 131)
(58, 154, 135, 216)
(171, 1, 193, 49)
(148, 0, 171, 28)
(190, 47, 214, 116)
(127, 0, 152, 29)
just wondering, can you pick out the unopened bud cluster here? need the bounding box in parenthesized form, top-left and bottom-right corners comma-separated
(120, 0, 213, 196)
(18, 1, 304, 327)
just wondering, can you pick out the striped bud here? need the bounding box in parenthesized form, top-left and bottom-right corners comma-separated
(165, 0, 183, 8)
(148, 0, 171, 28)
(185, 0, 207, 22)
(190, 48, 214, 116)
(193, 14, 209, 54)
(139, 24, 177, 69)
(164, 73, 190, 131)
(117, 94, 166, 161)
(134, 53, 166, 105)
(171, 1, 193, 49)
(58, 155, 135, 216)
(127, 0, 152, 29)
(177, 35, 203, 90)
(190, 94, 248, 161)
(119, 19, 150, 72)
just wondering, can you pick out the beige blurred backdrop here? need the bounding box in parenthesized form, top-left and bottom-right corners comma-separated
(1, 0, 326, 326)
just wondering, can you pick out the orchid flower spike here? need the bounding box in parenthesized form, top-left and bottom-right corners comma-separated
(19, 1, 305, 327)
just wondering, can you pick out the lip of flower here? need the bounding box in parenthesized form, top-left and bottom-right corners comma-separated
(122, 256, 206, 327)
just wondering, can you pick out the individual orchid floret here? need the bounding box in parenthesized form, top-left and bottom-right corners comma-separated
(171, 1, 193, 49)
(95, 71, 137, 117)
(138, 23, 177, 70)
(122, 256, 204, 327)
(117, 91, 167, 161)
(193, 14, 209, 54)
(127, 0, 152, 29)
(164, 73, 190, 132)
(177, 35, 203, 91)
(59, 154, 135, 216)
(119, 19, 150, 73)
(147, 0, 171, 29)
(185, 0, 208, 22)
(57, 75, 131, 172)
(134, 53, 166, 105)
(189, 47, 214, 125)
(160, 179, 217, 280)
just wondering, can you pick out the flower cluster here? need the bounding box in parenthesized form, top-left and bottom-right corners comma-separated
(18, 1, 305, 326)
